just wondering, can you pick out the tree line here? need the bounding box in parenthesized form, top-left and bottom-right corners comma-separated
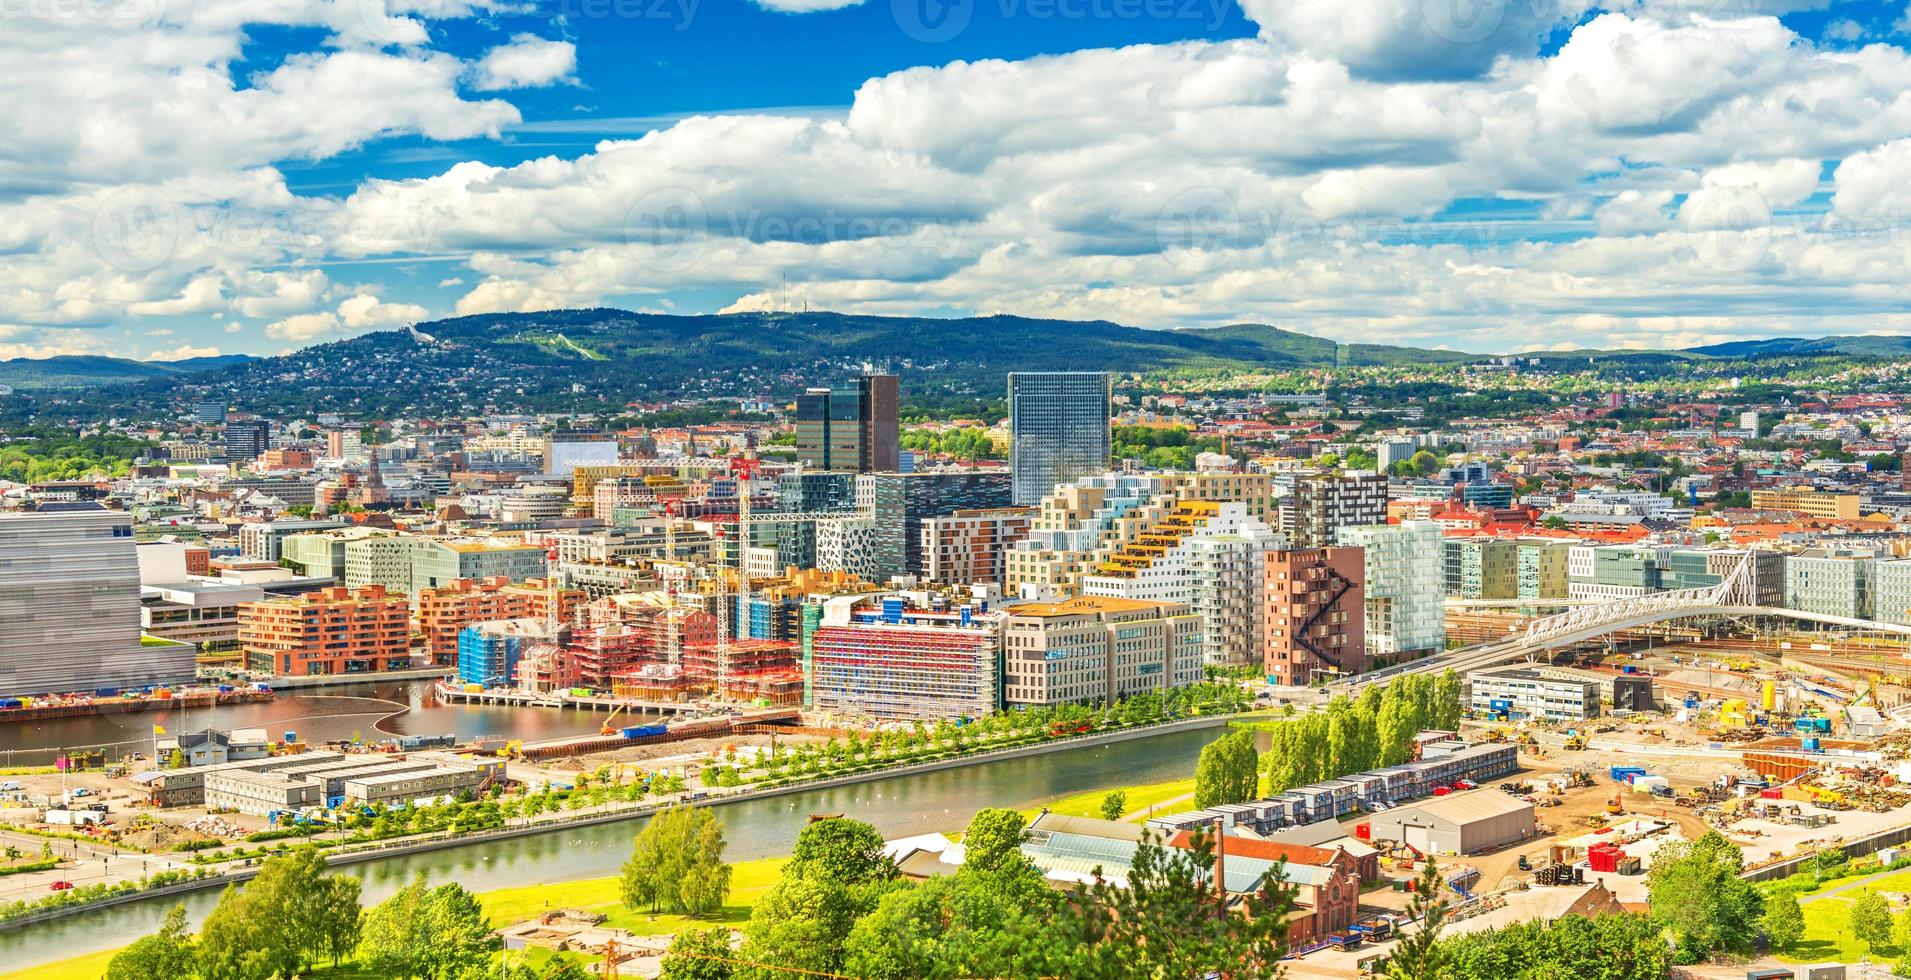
(104, 848, 591, 980)
(1196, 671, 1464, 809)
(658, 809, 1297, 980)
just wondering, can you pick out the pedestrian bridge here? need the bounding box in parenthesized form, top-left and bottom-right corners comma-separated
(1340, 556, 1911, 688)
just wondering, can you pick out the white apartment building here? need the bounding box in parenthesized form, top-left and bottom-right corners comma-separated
(1078, 501, 1282, 667)
(1337, 521, 1446, 658)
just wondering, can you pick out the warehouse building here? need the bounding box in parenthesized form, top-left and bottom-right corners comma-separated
(1361, 791, 1536, 856)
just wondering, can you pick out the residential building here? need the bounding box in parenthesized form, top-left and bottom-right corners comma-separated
(342, 534, 549, 596)
(1751, 488, 1861, 520)
(806, 595, 1004, 721)
(1282, 472, 1388, 548)
(223, 420, 271, 461)
(921, 507, 1034, 586)
(862, 472, 1014, 582)
(238, 519, 347, 562)
(1006, 474, 1167, 598)
(0, 505, 195, 695)
(794, 374, 899, 473)
(1009, 371, 1112, 505)
(1469, 667, 1601, 721)
(1264, 546, 1366, 685)
(1785, 548, 1876, 619)
(1002, 595, 1204, 705)
(1081, 501, 1282, 667)
(237, 585, 412, 676)
(1337, 522, 1445, 659)
(418, 576, 583, 666)
(457, 618, 568, 689)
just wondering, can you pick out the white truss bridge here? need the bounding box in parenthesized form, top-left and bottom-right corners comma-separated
(1340, 556, 1911, 690)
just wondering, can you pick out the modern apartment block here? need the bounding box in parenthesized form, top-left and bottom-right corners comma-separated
(1784, 548, 1876, 619)
(1751, 488, 1861, 520)
(237, 585, 413, 676)
(862, 472, 1014, 582)
(238, 519, 348, 562)
(342, 534, 549, 596)
(0, 506, 195, 695)
(794, 374, 900, 473)
(1336, 521, 1445, 659)
(1565, 544, 1663, 600)
(417, 576, 583, 666)
(1008, 372, 1112, 505)
(1002, 596, 1204, 705)
(1080, 501, 1282, 667)
(456, 618, 568, 690)
(1443, 537, 1518, 600)
(1006, 474, 1167, 598)
(1281, 472, 1388, 549)
(806, 595, 1003, 721)
(920, 507, 1035, 586)
(1264, 547, 1367, 685)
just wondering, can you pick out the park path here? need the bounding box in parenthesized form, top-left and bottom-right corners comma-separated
(1799, 864, 1911, 904)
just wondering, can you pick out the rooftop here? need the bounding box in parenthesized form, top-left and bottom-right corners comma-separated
(1006, 595, 1175, 618)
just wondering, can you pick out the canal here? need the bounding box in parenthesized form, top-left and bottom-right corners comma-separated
(1, 680, 611, 765)
(0, 724, 1226, 969)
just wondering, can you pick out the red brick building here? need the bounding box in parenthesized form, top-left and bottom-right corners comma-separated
(416, 577, 583, 666)
(238, 585, 412, 676)
(1264, 546, 1365, 685)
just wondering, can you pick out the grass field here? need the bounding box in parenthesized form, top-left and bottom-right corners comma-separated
(0, 859, 789, 980)
(1024, 776, 1197, 821)
(1776, 867, 1911, 964)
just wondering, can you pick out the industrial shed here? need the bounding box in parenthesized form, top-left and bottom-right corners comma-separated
(1362, 791, 1536, 856)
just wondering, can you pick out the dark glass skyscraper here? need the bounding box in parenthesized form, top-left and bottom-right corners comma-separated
(794, 374, 899, 473)
(1008, 371, 1111, 505)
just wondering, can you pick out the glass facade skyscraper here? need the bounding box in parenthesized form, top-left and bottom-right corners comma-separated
(794, 374, 899, 473)
(1008, 371, 1111, 506)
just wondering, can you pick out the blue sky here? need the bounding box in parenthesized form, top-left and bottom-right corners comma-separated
(9, 0, 1911, 362)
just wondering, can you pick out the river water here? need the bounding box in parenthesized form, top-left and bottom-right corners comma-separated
(0, 724, 1226, 969)
(1, 681, 611, 765)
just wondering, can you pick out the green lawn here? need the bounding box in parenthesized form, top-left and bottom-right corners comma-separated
(1777, 869, 1911, 964)
(1023, 776, 1197, 821)
(0, 858, 790, 980)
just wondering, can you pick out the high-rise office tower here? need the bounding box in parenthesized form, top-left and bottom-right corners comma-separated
(794, 374, 898, 473)
(1008, 371, 1111, 505)
(223, 420, 271, 461)
(0, 504, 195, 694)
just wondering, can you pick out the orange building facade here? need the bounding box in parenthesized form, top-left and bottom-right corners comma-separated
(238, 585, 413, 676)
(416, 577, 584, 666)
